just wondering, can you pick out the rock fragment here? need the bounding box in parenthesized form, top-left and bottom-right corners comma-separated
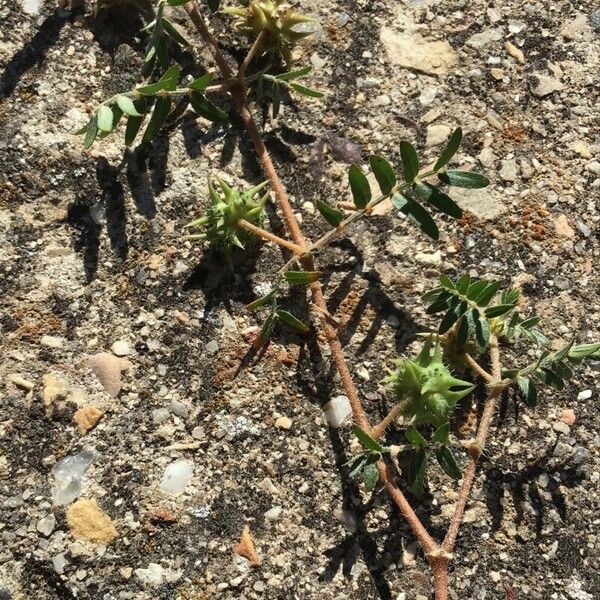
(134, 563, 182, 587)
(67, 499, 118, 544)
(554, 214, 575, 239)
(530, 74, 564, 98)
(88, 352, 131, 397)
(381, 27, 457, 76)
(322, 395, 352, 428)
(73, 405, 104, 433)
(42, 374, 68, 406)
(160, 460, 193, 494)
(234, 525, 261, 567)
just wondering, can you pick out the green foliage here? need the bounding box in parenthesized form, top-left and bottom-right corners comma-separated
(137, 64, 181, 95)
(399, 141, 419, 183)
(438, 170, 489, 189)
(142, 95, 171, 142)
(341, 128, 488, 241)
(283, 271, 323, 285)
(275, 309, 309, 334)
(385, 338, 474, 428)
(316, 200, 344, 227)
(348, 165, 371, 209)
(423, 275, 538, 352)
(262, 67, 322, 118)
(507, 341, 600, 407)
(76, 64, 227, 148)
(422, 275, 599, 412)
(189, 92, 228, 122)
(370, 155, 396, 194)
(223, 0, 316, 65)
(185, 178, 269, 250)
(400, 418, 463, 494)
(141, 4, 190, 77)
(348, 425, 390, 491)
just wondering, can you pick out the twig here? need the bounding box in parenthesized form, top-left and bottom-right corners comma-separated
(372, 402, 406, 440)
(463, 353, 495, 384)
(442, 337, 504, 553)
(238, 29, 268, 80)
(236, 219, 307, 255)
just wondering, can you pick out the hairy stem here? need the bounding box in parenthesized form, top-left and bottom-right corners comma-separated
(238, 29, 268, 80)
(372, 401, 406, 440)
(463, 353, 496, 384)
(236, 219, 307, 255)
(442, 337, 504, 552)
(432, 558, 450, 600)
(182, 0, 437, 557)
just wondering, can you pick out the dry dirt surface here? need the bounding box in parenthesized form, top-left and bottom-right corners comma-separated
(1, 0, 599, 599)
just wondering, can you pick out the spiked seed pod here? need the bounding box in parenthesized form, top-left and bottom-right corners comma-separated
(185, 178, 269, 251)
(386, 339, 474, 428)
(223, 0, 315, 64)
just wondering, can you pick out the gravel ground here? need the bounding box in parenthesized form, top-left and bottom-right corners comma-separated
(1, 1, 599, 599)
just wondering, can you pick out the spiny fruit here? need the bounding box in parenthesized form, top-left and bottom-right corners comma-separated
(223, 0, 315, 64)
(386, 338, 474, 427)
(185, 178, 269, 252)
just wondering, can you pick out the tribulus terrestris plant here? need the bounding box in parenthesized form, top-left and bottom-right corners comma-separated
(73, 1, 599, 598)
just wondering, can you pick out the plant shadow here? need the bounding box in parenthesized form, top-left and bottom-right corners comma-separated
(318, 428, 395, 600)
(86, 6, 149, 55)
(182, 244, 262, 315)
(0, 9, 75, 100)
(483, 419, 586, 539)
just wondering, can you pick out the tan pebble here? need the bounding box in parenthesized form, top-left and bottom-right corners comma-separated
(505, 41, 525, 64)
(570, 140, 592, 159)
(560, 409, 576, 426)
(148, 254, 162, 270)
(490, 68, 504, 80)
(274, 416, 292, 430)
(8, 374, 34, 391)
(554, 214, 575, 239)
(67, 499, 118, 544)
(73, 405, 104, 433)
(234, 525, 261, 567)
(42, 373, 68, 406)
(88, 352, 131, 397)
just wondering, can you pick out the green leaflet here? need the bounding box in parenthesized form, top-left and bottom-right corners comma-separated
(348, 165, 371, 209)
(400, 141, 419, 183)
(369, 155, 396, 194)
(438, 170, 489, 189)
(434, 128, 463, 171)
(142, 95, 171, 143)
(189, 92, 228, 123)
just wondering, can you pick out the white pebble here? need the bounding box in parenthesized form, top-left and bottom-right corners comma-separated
(160, 460, 193, 494)
(322, 395, 352, 428)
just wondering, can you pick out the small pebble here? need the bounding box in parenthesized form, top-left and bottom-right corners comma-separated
(274, 416, 292, 430)
(264, 506, 282, 521)
(111, 340, 131, 356)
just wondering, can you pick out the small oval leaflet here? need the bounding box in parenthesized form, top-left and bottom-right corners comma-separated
(369, 155, 396, 195)
(348, 165, 371, 209)
(116, 95, 142, 117)
(316, 200, 344, 227)
(97, 105, 114, 132)
(437, 170, 489, 189)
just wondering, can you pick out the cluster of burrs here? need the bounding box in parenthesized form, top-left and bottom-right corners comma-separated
(386, 339, 474, 428)
(185, 178, 268, 251)
(223, 0, 315, 64)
